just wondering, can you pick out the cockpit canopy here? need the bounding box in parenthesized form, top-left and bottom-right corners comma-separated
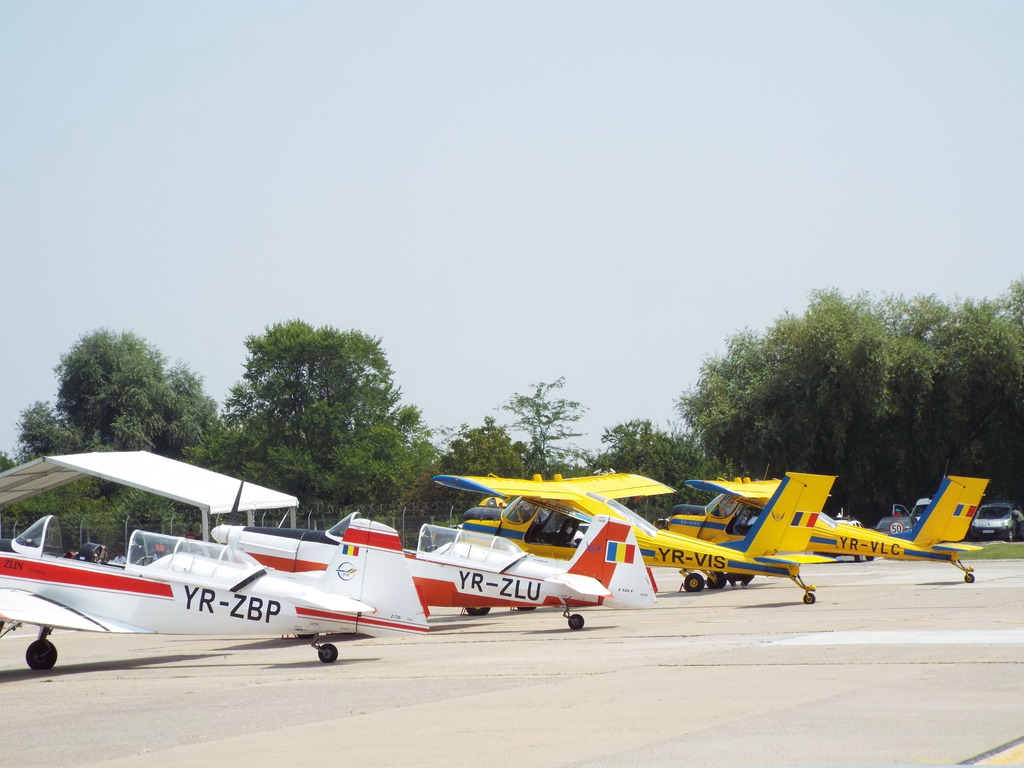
(13, 515, 64, 557)
(127, 530, 259, 570)
(418, 524, 527, 571)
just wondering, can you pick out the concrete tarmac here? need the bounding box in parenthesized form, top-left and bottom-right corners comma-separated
(3, 558, 1024, 767)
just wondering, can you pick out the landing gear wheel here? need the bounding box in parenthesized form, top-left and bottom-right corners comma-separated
(802, 592, 816, 605)
(682, 573, 706, 593)
(465, 606, 491, 616)
(965, 572, 976, 584)
(736, 574, 754, 587)
(567, 614, 585, 630)
(26, 639, 57, 670)
(317, 643, 339, 664)
(706, 572, 726, 590)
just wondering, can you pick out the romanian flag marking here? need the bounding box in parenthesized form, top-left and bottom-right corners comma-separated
(954, 504, 977, 518)
(792, 512, 819, 528)
(340, 544, 360, 557)
(605, 541, 635, 563)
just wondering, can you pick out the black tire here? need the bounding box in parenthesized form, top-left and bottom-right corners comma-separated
(802, 592, 816, 605)
(965, 572, 976, 584)
(706, 572, 726, 590)
(26, 639, 57, 671)
(317, 643, 339, 664)
(682, 573, 705, 593)
(567, 614, 585, 630)
(465, 606, 491, 616)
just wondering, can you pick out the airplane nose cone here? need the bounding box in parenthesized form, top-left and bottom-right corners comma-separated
(210, 525, 230, 544)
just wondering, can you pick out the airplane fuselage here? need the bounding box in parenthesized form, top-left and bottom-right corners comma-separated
(0, 550, 421, 638)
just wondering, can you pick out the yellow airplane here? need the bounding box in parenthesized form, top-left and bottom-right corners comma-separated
(669, 474, 989, 583)
(435, 471, 837, 604)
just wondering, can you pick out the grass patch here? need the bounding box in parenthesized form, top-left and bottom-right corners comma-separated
(960, 542, 1024, 560)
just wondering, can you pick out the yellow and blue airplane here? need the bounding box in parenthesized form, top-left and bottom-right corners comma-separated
(669, 474, 989, 583)
(436, 471, 837, 604)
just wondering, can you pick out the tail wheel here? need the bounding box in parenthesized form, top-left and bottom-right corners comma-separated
(26, 639, 57, 671)
(567, 614, 585, 630)
(802, 592, 816, 605)
(965, 572, 976, 584)
(317, 643, 339, 664)
(682, 573, 706, 593)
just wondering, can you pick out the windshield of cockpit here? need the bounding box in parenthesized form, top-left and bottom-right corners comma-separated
(327, 511, 360, 540)
(816, 512, 840, 530)
(587, 494, 658, 537)
(15, 516, 65, 557)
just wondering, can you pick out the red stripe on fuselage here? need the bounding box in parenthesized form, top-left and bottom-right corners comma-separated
(343, 527, 402, 552)
(0, 556, 173, 598)
(294, 606, 428, 634)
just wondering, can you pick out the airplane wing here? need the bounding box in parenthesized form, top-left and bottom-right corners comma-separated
(0, 588, 153, 633)
(685, 478, 781, 504)
(544, 573, 612, 599)
(433, 473, 674, 501)
(560, 474, 676, 499)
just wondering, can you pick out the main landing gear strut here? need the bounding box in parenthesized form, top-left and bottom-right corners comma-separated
(679, 570, 754, 593)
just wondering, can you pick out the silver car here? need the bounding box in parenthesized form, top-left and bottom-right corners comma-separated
(969, 501, 1024, 542)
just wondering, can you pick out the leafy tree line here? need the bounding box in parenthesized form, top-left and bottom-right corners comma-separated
(0, 320, 717, 543)
(3, 279, 1022, 540)
(679, 281, 1024, 518)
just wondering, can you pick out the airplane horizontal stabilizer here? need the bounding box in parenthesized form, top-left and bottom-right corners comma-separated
(755, 554, 835, 565)
(0, 588, 153, 633)
(931, 543, 983, 552)
(545, 573, 611, 599)
(291, 593, 377, 616)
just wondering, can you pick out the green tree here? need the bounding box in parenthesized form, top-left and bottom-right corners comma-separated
(501, 377, 587, 476)
(593, 419, 729, 507)
(189, 320, 435, 507)
(403, 417, 528, 508)
(17, 329, 218, 460)
(679, 284, 1024, 512)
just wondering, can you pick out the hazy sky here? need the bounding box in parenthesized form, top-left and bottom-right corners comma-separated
(2, 2, 1022, 458)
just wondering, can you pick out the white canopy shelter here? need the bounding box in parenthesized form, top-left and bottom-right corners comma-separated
(0, 452, 299, 540)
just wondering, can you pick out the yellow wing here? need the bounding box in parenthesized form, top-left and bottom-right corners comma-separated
(684, 477, 783, 505)
(432, 473, 674, 501)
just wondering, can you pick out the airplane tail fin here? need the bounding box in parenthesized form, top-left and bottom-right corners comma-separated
(317, 519, 428, 634)
(724, 472, 836, 556)
(562, 515, 656, 608)
(902, 476, 989, 546)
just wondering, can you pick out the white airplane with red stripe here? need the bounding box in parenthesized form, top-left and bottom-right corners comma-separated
(0, 514, 428, 671)
(213, 514, 656, 630)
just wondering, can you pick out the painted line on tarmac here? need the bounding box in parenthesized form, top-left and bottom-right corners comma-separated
(772, 629, 1024, 645)
(960, 734, 1024, 764)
